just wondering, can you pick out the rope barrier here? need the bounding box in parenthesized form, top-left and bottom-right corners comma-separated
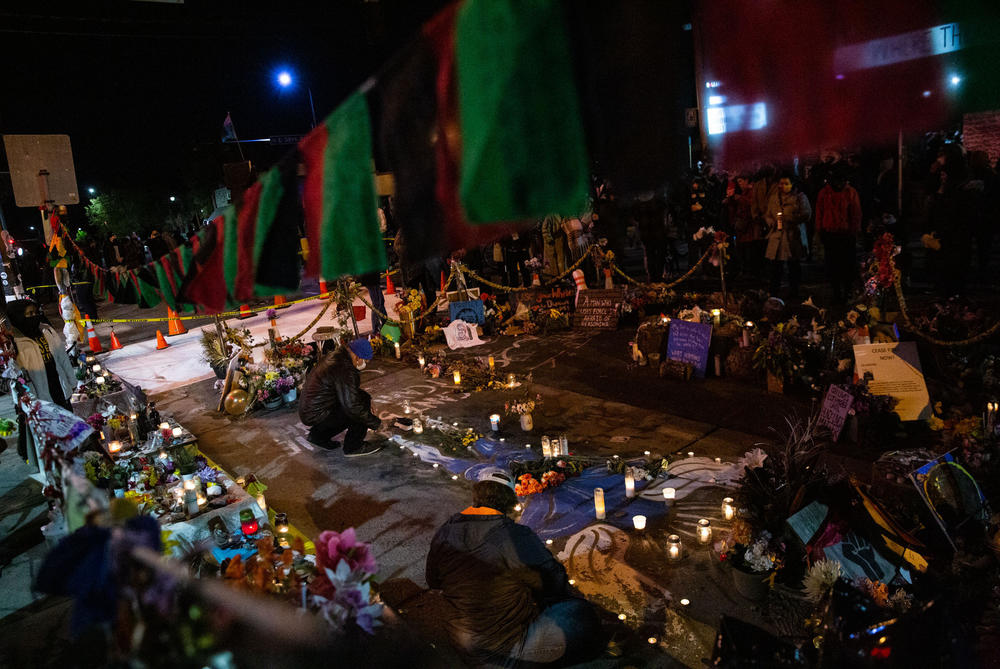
(251, 297, 336, 348)
(609, 245, 715, 290)
(890, 259, 1000, 347)
(456, 244, 600, 293)
(25, 282, 91, 292)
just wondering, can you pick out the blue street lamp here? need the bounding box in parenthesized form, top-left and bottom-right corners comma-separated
(275, 69, 317, 129)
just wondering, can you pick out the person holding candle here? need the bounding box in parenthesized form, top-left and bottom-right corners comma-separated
(298, 338, 382, 456)
(426, 468, 603, 667)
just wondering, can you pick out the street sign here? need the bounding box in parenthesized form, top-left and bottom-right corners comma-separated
(3, 134, 80, 207)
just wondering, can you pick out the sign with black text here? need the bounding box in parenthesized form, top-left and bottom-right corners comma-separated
(853, 342, 931, 421)
(572, 288, 623, 330)
(817, 385, 854, 440)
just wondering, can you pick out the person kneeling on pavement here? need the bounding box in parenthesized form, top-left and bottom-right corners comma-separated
(426, 469, 603, 667)
(298, 337, 382, 457)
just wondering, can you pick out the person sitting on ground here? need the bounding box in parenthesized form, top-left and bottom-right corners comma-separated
(426, 469, 604, 667)
(297, 337, 382, 456)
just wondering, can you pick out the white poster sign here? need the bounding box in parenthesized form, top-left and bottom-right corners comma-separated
(853, 342, 931, 421)
(442, 320, 483, 350)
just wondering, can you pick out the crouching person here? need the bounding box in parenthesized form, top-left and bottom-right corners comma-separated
(426, 469, 604, 667)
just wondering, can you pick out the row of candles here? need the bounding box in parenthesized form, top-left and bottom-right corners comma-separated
(592, 485, 735, 561)
(107, 420, 183, 457)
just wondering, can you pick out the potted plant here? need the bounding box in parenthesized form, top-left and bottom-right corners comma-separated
(255, 370, 285, 410)
(505, 391, 542, 432)
(718, 522, 785, 601)
(277, 372, 298, 404)
(752, 320, 804, 393)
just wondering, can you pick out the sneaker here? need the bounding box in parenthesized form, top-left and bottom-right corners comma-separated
(343, 442, 384, 457)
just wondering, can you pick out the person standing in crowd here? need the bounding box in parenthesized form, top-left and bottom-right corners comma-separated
(764, 174, 811, 300)
(724, 173, 759, 279)
(500, 231, 531, 288)
(146, 230, 168, 261)
(540, 214, 568, 280)
(6, 299, 76, 409)
(929, 145, 979, 297)
(815, 164, 862, 305)
(751, 164, 779, 241)
(298, 338, 382, 456)
(969, 151, 998, 280)
(633, 192, 668, 283)
(426, 468, 603, 667)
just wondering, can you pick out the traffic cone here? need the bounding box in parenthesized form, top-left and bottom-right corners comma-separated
(270, 319, 282, 342)
(155, 330, 169, 350)
(84, 315, 104, 353)
(385, 272, 396, 295)
(274, 295, 287, 307)
(318, 279, 328, 296)
(238, 304, 253, 319)
(109, 328, 124, 351)
(166, 307, 187, 336)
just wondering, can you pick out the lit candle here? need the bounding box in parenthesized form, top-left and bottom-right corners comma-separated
(507, 373, 516, 387)
(742, 321, 754, 348)
(91, 363, 102, 373)
(85, 355, 96, 365)
(275, 512, 290, 548)
(625, 469, 635, 498)
(413, 418, 423, 434)
(159, 422, 170, 432)
(488, 356, 495, 370)
(632, 515, 647, 531)
(714, 457, 722, 464)
(722, 497, 735, 520)
(660, 315, 669, 324)
(197, 494, 207, 506)
(95, 375, 106, 385)
(711, 308, 721, 326)
(489, 414, 500, 431)
(394, 342, 401, 359)
(171, 427, 182, 439)
(663, 487, 676, 500)
(403, 400, 411, 414)
(453, 370, 461, 385)
(666, 534, 682, 561)
(255, 493, 267, 513)
(644, 450, 651, 457)
(697, 518, 712, 544)
(594, 487, 606, 519)
(541, 436, 551, 457)
(108, 440, 122, 454)
(418, 355, 426, 369)
(183, 478, 197, 491)
(687, 451, 695, 458)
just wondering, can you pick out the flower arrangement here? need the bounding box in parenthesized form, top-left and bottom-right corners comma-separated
(533, 308, 570, 334)
(265, 308, 277, 320)
(310, 528, 383, 634)
(708, 229, 730, 267)
(803, 559, 843, 603)
(524, 257, 543, 272)
(513, 469, 567, 496)
(396, 289, 423, 317)
(505, 392, 542, 416)
(853, 577, 912, 613)
(510, 457, 587, 483)
(863, 232, 900, 297)
(752, 320, 805, 383)
(86, 412, 106, 432)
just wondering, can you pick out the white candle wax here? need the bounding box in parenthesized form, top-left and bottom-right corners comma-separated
(697, 519, 712, 544)
(632, 515, 647, 530)
(489, 414, 500, 431)
(663, 487, 676, 500)
(625, 470, 635, 498)
(394, 342, 401, 359)
(722, 497, 735, 521)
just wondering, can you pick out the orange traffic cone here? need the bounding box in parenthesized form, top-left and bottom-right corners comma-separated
(166, 307, 188, 336)
(84, 315, 104, 353)
(385, 272, 396, 295)
(270, 319, 282, 342)
(318, 279, 329, 296)
(274, 295, 287, 307)
(238, 304, 253, 319)
(109, 328, 124, 351)
(155, 330, 169, 350)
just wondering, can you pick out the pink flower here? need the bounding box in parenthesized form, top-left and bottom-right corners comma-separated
(315, 528, 377, 577)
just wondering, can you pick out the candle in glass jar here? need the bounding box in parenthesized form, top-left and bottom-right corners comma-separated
(666, 534, 682, 561)
(721, 497, 735, 521)
(594, 487, 606, 519)
(418, 355, 426, 369)
(697, 518, 712, 544)
(108, 440, 122, 454)
(559, 435, 568, 455)
(453, 370, 462, 385)
(95, 375, 106, 385)
(663, 487, 676, 500)
(541, 436, 551, 457)
(742, 322, 754, 348)
(488, 356, 495, 370)
(632, 515, 647, 531)
(625, 470, 635, 498)
(507, 374, 516, 387)
(91, 363, 102, 373)
(394, 342, 401, 359)
(711, 308, 721, 326)
(489, 414, 500, 431)
(172, 427, 182, 439)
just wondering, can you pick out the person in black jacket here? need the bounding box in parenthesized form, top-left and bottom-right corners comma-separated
(298, 338, 382, 456)
(426, 469, 603, 667)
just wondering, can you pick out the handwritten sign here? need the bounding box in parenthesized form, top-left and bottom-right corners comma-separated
(666, 320, 713, 378)
(817, 385, 854, 440)
(572, 288, 623, 330)
(853, 342, 931, 421)
(517, 286, 575, 317)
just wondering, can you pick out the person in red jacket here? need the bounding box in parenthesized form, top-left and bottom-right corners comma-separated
(816, 165, 862, 305)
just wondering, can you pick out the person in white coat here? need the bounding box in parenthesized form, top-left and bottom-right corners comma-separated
(7, 299, 76, 409)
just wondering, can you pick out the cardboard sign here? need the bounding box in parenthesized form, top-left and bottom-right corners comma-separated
(449, 300, 485, 325)
(817, 385, 854, 440)
(572, 288, 624, 330)
(853, 342, 931, 421)
(517, 286, 575, 317)
(666, 320, 713, 378)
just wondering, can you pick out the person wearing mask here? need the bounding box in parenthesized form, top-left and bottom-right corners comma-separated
(6, 299, 76, 410)
(297, 338, 382, 456)
(764, 174, 812, 300)
(426, 469, 603, 667)
(815, 164, 862, 305)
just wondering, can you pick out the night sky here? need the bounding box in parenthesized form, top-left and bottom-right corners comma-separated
(0, 0, 449, 236)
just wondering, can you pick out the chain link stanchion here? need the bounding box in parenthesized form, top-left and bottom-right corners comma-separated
(609, 244, 715, 290)
(251, 297, 336, 348)
(890, 260, 1000, 347)
(456, 244, 601, 293)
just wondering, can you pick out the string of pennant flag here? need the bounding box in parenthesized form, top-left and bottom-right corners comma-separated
(58, 1, 683, 315)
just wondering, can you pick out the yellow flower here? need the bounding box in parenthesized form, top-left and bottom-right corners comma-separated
(927, 416, 945, 431)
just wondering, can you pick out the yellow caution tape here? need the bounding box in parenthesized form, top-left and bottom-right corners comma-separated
(74, 291, 334, 325)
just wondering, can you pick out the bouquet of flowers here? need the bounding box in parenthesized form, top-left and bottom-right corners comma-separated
(752, 320, 805, 383)
(863, 232, 900, 297)
(524, 257, 543, 272)
(718, 523, 785, 574)
(396, 289, 423, 318)
(505, 392, 542, 416)
(310, 528, 383, 634)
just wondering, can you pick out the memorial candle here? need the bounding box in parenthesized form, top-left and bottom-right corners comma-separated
(711, 308, 722, 326)
(489, 414, 500, 431)
(721, 497, 735, 521)
(172, 427, 182, 439)
(663, 487, 676, 500)
(95, 375, 106, 385)
(488, 356, 495, 370)
(697, 519, 712, 544)
(625, 470, 635, 498)
(666, 534, 682, 561)
(91, 363, 102, 373)
(418, 355, 426, 369)
(394, 342, 401, 359)
(594, 487, 606, 519)
(453, 370, 461, 385)
(108, 440, 122, 454)
(632, 515, 647, 531)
